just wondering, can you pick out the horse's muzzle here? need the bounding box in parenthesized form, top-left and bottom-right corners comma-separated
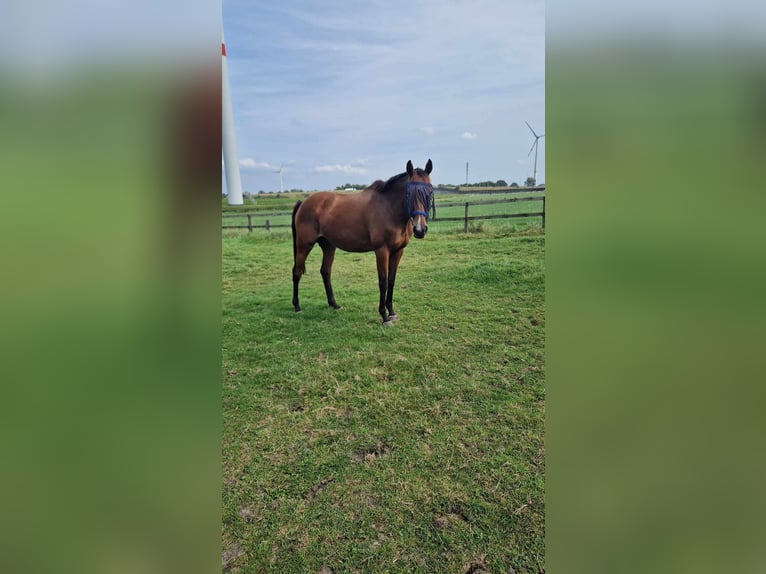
(413, 226, 427, 239)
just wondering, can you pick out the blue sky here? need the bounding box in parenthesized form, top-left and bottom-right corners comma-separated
(223, 0, 544, 193)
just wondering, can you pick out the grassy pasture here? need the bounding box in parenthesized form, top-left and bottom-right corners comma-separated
(222, 229, 545, 573)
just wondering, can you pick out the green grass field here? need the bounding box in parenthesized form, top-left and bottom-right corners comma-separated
(222, 228, 545, 573)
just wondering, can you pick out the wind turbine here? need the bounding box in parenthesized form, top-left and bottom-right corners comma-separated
(525, 121, 544, 185)
(222, 27, 244, 205)
(273, 163, 284, 193)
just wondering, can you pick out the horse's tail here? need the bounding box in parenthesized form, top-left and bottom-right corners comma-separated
(291, 201, 302, 265)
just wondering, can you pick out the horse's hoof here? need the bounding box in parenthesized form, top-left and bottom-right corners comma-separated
(382, 319, 394, 327)
(388, 314, 399, 321)
(294, 308, 303, 314)
(331, 305, 342, 310)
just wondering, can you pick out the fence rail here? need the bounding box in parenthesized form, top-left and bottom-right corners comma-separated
(437, 196, 544, 208)
(440, 185, 545, 195)
(222, 210, 293, 218)
(221, 213, 291, 232)
(222, 194, 545, 233)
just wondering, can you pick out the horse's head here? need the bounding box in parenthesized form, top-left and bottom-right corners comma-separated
(406, 159, 434, 239)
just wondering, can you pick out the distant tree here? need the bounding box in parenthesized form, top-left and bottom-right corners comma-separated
(496, 179, 508, 187)
(510, 182, 519, 187)
(524, 177, 536, 187)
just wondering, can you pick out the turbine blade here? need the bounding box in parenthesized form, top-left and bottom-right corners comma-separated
(528, 140, 536, 157)
(525, 121, 538, 138)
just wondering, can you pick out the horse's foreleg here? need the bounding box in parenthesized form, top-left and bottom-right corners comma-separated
(374, 248, 391, 324)
(386, 248, 404, 320)
(319, 240, 340, 309)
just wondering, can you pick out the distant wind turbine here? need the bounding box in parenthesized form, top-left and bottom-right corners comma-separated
(525, 121, 544, 185)
(273, 163, 284, 193)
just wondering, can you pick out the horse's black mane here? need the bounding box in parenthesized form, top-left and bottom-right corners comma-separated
(375, 169, 426, 195)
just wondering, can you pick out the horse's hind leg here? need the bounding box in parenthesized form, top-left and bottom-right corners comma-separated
(318, 238, 341, 309)
(292, 242, 314, 313)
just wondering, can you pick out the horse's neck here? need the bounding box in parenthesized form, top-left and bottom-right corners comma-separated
(370, 186, 407, 223)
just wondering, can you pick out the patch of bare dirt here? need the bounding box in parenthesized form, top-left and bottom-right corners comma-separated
(222, 542, 245, 570)
(354, 441, 391, 462)
(434, 509, 470, 528)
(237, 506, 256, 522)
(308, 477, 334, 498)
(463, 554, 490, 574)
(315, 405, 351, 419)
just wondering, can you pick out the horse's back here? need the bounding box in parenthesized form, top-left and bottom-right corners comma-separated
(296, 192, 342, 227)
(299, 191, 368, 221)
(295, 190, 377, 251)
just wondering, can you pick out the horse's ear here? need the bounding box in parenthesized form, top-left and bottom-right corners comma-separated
(406, 160, 414, 176)
(425, 159, 433, 174)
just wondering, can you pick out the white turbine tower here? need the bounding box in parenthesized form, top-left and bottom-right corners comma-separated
(273, 163, 284, 193)
(222, 27, 244, 205)
(525, 121, 545, 185)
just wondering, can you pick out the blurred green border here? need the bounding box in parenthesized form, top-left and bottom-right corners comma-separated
(0, 61, 222, 574)
(547, 37, 766, 574)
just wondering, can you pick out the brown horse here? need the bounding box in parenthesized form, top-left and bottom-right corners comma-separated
(291, 159, 434, 324)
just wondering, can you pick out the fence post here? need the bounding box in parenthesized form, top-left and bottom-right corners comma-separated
(247, 214, 252, 233)
(542, 197, 546, 230)
(266, 219, 271, 232)
(464, 202, 469, 233)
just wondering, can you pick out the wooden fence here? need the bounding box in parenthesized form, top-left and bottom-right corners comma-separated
(441, 185, 545, 195)
(222, 192, 545, 233)
(434, 195, 545, 232)
(221, 211, 293, 232)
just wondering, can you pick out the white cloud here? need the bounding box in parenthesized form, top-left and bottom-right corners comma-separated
(239, 157, 276, 170)
(314, 164, 368, 175)
(420, 127, 435, 135)
(462, 132, 478, 140)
